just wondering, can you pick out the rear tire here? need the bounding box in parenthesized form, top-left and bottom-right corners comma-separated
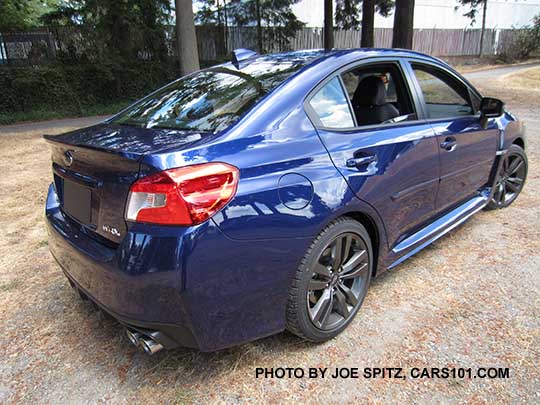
(286, 218, 372, 342)
(486, 144, 527, 210)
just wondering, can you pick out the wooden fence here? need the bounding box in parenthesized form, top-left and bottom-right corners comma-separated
(197, 26, 521, 61)
(0, 26, 524, 66)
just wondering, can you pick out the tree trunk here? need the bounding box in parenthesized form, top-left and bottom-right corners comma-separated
(175, 0, 200, 76)
(256, 0, 263, 53)
(361, 0, 375, 48)
(324, 0, 333, 51)
(392, 0, 415, 49)
(223, 0, 229, 52)
(479, 0, 487, 57)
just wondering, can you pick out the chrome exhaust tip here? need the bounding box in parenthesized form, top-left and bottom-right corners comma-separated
(139, 336, 164, 355)
(126, 329, 142, 347)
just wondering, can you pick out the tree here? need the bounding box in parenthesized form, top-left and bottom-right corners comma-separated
(198, 0, 304, 54)
(335, 0, 394, 30)
(0, 0, 59, 31)
(195, 0, 229, 55)
(175, 0, 200, 74)
(392, 0, 414, 49)
(42, 0, 172, 61)
(334, 0, 394, 47)
(456, 0, 488, 57)
(324, 0, 333, 50)
(361, 0, 375, 47)
(335, 0, 361, 30)
(229, 0, 304, 52)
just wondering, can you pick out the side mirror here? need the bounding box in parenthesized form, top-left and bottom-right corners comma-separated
(480, 97, 504, 117)
(479, 97, 504, 129)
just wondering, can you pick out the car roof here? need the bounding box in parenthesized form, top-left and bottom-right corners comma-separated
(220, 48, 447, 72)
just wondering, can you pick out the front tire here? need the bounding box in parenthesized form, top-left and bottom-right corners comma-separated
(486, 144, 527, 210)
(286, 218, 372, 342)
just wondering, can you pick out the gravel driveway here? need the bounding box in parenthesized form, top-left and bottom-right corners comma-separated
(0, 65, 539, 404)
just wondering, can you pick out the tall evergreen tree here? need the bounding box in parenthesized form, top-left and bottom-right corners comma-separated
(0, 0, 59, 31)
(41, 0, 172, 60)
(392, 0, 414, 49)
(324, 0, 333, 50)
(456, 0, 488, 56)
(175, 0, 200, 74)
(334, 0, 394, 31)
(197, 0, 304, 53)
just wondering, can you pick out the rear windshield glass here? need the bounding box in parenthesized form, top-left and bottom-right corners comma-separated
(110, 60, 308, 132)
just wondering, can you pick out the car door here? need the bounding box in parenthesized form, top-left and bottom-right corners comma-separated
(405, 61, 499, 212)
(306, 59, 441, 249)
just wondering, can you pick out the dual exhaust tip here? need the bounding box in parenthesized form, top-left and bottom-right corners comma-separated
(126, 329, 164, 355)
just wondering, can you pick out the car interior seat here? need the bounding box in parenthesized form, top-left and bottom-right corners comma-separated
(352, 76, 400, 125)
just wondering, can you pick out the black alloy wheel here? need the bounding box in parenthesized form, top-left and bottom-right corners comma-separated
(286, 218, 372, 342)
(307, 232, 369, 330)
(487, 144, 527, 209)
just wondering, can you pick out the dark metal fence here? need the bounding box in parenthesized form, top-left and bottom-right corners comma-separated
(0, 25, 524, 66)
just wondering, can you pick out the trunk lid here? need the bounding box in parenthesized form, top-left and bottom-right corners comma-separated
(45, 124, 209, 244)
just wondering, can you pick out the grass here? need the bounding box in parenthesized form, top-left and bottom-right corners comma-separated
(36, 239, 48, 248)
(0, 101, 131, 126)
(449, 56, 540, 74)
(503, 66, 540, 90)
(0, 279, 22, 292)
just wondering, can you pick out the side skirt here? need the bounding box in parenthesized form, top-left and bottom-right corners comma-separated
(387, 191, 489, 270)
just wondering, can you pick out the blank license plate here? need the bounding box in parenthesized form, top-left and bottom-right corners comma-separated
(63, 179, 92, 224)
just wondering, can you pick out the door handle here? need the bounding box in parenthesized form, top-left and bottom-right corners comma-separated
(346, 155, 377, 168)
(345, 155, 378, 176)
(440, 137, 457, 151)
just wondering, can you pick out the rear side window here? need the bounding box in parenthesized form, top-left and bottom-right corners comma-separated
(309, 77, 355, 128)
(340, 63, 416, 126)
(411, 64, 474, 119)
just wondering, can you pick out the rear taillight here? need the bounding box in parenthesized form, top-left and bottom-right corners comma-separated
(126, 162, 239, 225)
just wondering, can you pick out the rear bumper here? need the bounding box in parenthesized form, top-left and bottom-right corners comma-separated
(61, 269, 196, 349)
(46, 182, 198, 348)
(45, 183, 311, 351)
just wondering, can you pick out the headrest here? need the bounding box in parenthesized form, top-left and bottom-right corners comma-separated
(353, 76, 386, 107)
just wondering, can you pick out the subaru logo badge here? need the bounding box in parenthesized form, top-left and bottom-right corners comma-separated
(63, 150, 74, 167)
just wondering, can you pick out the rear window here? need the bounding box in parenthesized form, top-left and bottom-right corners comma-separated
(111, 63, 304, 132)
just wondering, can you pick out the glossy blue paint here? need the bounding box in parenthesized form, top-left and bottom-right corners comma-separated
(44, 49, 526, 351)
(316, 121, 440, 250)
(429, 116, 498, 211)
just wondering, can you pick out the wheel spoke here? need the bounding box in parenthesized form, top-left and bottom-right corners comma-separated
(310, 289, 333, 326)
(334, 289, 349, 318)
(501, 183, 507, 204)
(494, 182, 504, 204)
(309, 279, 328, 290)
(505, 180, 519, 193)
(502, 157, 509, 173)
(331, 237, 343, 271)
(341, 250, 366, 274)
(507, 158, 523, 175)
(507, 176, 523, 185)
(313, 262, 331, 278)
(344, 235, 353, 261)
(338, 283, 359, 306)
(341, 262, 368, 280)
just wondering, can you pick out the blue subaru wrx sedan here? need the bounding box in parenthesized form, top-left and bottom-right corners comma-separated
(45, 48, 527, 354)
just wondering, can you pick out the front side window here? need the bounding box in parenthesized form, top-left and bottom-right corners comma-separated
(309, 77, 355, 128)
(411, 64, 474, 119)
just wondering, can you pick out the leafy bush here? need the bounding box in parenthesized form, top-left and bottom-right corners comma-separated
(498, 14, 540, 62)
(0, 60, 177, 124)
